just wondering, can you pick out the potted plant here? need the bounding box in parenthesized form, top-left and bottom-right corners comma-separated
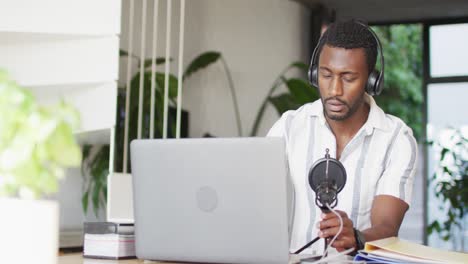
(0, 70, 82, 264)
(81, 51, 238, 216)
(427, 129, 467, 251)
(249, 61, 318, 136)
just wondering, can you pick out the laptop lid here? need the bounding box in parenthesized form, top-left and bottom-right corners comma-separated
(130, 137, 289, 264)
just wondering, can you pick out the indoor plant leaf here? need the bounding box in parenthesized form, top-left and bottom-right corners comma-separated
(144, 57, 173, 68)
(285, 78, 319, 105)
(0, 70, 81, 198)
(183, 51, 221, 80)
(155, 72, 179, 99)
(119, 49, 139, 60)
(290, 62, 309, 71)
(269, 93, 301, 115)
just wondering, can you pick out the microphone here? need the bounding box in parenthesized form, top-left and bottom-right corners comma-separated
(308, 149, 347, 212)
(293, 148, 347, 255)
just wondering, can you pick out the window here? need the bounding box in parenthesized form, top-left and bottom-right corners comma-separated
(430, 23, 468, 77)
(426, 21, 468, 252)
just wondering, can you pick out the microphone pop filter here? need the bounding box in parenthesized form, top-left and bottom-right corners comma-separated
(308, 149, 347, 210)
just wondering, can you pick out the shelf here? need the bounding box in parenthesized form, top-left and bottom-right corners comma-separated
(75, 128, 112, 145)
(0, 0, 121, 35)
(31, 82, 117, 136)
(0, 35, 119, 87)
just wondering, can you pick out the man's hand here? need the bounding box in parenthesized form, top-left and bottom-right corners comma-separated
(316, 195, 409, 253)
(317, 210, 356, 252)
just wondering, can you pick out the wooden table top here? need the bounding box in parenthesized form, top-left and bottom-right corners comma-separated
(58, 253, 181, 264)
(57, 252, 321, 264)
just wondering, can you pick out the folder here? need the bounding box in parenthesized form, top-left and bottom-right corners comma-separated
(355, 237, 467, 264)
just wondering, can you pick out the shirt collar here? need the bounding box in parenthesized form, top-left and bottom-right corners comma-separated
(307, 94, 390, 134)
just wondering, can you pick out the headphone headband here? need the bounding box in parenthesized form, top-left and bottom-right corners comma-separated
(308, 20, 385, 96)
(356, 21, 385, 91)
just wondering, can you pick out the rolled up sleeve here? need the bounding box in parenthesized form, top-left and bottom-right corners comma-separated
(376, 127, 418, 207)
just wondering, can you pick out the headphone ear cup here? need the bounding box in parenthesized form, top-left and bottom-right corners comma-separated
(309, 66, 319, 88)
(366, 70, 379, 96)
(374, 71, 384, 95)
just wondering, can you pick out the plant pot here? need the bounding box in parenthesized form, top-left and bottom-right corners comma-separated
(0, 198, 59, 264)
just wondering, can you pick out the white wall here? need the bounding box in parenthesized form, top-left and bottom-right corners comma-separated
(119, 0, 311, 138)
(0, 0, 121, 247)
(108, 0, 311, 224)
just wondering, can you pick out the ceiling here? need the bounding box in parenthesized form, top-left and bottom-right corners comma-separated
(293, 0, 468, 24)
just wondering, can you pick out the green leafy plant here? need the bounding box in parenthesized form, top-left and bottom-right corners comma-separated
(81, 145, 109, 216)
(81, 50, 235, 216)
(0, 70, 81, 199)
(427, 129, 468, 243)
(250, 62, 319, 136)
(372, 24, 423, 140)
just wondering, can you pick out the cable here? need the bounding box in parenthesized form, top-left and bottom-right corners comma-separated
(176, 0, 185, 139)
(292, 203, 343, 255)
(320, 203, 344, 260)
(311, 247, 354, 264)
(293, 236, 320, 254)
(137, 0, 148, 139)
(292, 249, 372, 264)
(123, 0, 135, 174)
(149, 0, 160, 139)
(162, 0, 172, 139)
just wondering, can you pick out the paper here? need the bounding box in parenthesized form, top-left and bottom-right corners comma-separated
(363, 237, 468, 264)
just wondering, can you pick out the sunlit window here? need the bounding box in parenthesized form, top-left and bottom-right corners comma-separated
(430, 23, 468, 77)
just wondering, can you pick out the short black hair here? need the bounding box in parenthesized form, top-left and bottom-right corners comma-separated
(316, 20, 378, 74)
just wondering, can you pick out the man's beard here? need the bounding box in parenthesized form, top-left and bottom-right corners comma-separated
(322, 93, 365, 121)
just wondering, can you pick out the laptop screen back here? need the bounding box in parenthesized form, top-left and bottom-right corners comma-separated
(130, 138, 289, 264)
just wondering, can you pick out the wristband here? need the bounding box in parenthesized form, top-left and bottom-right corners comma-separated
(353, 228, 366, 251)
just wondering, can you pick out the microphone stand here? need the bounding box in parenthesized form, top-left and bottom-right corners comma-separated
(293, 236, 320, 254)
(294, 149, 341, 257)
(292, 207, 331, 256)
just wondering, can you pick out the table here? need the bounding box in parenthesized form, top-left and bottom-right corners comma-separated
(58, 254, 183, 264)
(58, 253, 349, 264)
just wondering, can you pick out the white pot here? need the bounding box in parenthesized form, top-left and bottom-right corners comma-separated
(0, 198, 58, 264)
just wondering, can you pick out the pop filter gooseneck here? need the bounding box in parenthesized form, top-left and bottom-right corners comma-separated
(293, 149, 347, 255)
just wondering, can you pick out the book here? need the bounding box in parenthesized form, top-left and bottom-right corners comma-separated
(84, 222, 134, 235)
(354, 237, 468, 264)
(83, 233, 136, 259)
(83, 222, 136, 259)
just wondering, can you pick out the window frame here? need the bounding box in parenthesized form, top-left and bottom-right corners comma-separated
(370, 16, 468, 245)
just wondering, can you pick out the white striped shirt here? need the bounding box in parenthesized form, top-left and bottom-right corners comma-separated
(267, 94, 417, 255)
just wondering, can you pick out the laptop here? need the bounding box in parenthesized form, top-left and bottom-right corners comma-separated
(130, 137, 290, 264)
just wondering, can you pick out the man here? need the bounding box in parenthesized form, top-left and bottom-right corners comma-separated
(267, 20, 417, 255)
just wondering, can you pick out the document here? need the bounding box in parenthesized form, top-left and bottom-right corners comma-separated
(357, 237, 468, 264)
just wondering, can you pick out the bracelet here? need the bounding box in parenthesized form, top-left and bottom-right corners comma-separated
(353, 228, 366, 251)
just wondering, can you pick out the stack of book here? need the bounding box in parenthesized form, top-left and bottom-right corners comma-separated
(354, 237, 468, 263)
(83, 222, 136, 259)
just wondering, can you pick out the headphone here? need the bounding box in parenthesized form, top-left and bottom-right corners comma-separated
(308, 21, 385, 96)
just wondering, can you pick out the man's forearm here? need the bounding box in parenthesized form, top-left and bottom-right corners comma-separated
(361, 223, 399, 243)
(361, 195, 409, 244)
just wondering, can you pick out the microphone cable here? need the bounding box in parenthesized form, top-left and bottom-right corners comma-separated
(293, 203, 346, 257)
(320, 203, 344, 260)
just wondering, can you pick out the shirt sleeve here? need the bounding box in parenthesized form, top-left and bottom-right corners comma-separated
(266, 110, 294, 138)
(267, 116, 285, 137)
(266, 111, 295, 169)
(376, 126, 418, 207)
